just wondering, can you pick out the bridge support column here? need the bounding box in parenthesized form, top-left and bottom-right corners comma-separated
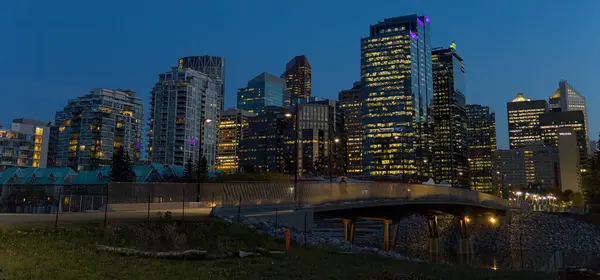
(458, 216, 473, 265)
(427, 215, 440, 263)
(343, 218, 356, 243)
(382, 219, 393, 251)
(390, 222, 399, 251)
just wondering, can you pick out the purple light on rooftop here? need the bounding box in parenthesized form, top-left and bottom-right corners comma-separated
(409, 30, 418, 39)
(424, 15, 430, 22)
(417, 18, 424, 26)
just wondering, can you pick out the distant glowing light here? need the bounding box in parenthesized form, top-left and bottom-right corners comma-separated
(424, 15, 430, 22)
(417, 18, 424, 26)
(489, 217, 497, 224)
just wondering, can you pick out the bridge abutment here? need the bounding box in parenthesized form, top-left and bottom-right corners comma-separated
(458, 216, 473, 264)
(427, 215, 440, 263)
(343, 218, 356, 243)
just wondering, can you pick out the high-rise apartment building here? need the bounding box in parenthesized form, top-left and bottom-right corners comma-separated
(0, 119, 50, 170)
(149, 67, 219, 168)
(361, 15, 433, 177)
(507, 94, 548, 149)
(237, 72, 286, 114)
(216, 109, 254, 174)
(55, 89, 143, 171)
(467, 105, 497, 192)
(339, 81, 363, 175)
(540, 110, 588, 171)
(281, 55, 311, 106)
(178, 56, 225, 111)
(431, 45, 468, 187)
(549, 80, 589, 151)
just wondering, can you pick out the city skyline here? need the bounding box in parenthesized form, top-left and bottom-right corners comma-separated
(2, 0, 600, 149)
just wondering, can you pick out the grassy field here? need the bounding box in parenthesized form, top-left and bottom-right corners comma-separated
(0, 215, 554, 280)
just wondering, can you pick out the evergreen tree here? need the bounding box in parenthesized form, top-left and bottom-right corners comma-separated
(183, 156, 196, 182)
(583, 136, 600, 200)
(109, 146, 135, 182)
(195, 155, 208, 182)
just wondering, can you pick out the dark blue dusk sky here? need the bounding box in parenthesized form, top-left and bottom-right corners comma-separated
(1, 0, 598, 149)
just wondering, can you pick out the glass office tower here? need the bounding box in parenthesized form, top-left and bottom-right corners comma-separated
(432, 45, 468, 188)
(361, 15, 432, 177)
(506, 94, 548, 149)
(467, 105, 497, 192)
(237, 72, 286, 114)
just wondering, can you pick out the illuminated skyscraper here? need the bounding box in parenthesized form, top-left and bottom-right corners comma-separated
(237, 72, 286, 114)
(548, 80, 589, 152)
(216, 109, 254, 174)
(281, 55, 311, 106)
(467, 105, 496, 192)
(339, 81, 363, 175)
(361, 15, 433, 177)
(540, 110, 588, 171)
(431, 45, 468, 187)
(507, 94, 548, 149)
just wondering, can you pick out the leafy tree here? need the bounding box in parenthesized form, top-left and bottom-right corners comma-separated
(572, 192, 586, 208)
(182, 156, 196, 183)
(109, 146, 135, 182)
(195, 155, 208, 182)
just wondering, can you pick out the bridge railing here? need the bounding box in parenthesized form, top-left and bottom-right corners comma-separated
(106, 182, 509, 210)
(298, 183, 508, 209)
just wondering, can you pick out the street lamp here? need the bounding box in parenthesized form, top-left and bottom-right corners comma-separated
(285, 111, 299, 207)
(196, 118, 212, 202)
(329, 138, 340, 183)
(496, 170, 506, 199)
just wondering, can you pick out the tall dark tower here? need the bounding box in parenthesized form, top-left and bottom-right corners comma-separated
(431, 43, 469, 188)
(281, 55, 312, 106)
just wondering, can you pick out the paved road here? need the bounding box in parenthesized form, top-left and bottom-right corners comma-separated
(0, 208, 211, 225)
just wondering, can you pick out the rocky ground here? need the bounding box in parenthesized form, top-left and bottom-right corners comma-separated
(219, 212, 600, 270)
(323, 212, 600, 270)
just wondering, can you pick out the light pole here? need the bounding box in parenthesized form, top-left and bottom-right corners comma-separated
(468, 158, 473, 190)
(394, 135, 406, 184)
(329, 138, 340, 183)
(285, 111, 299, 207)
(196, 118, 212, 202)
(496, 170, 505, 199)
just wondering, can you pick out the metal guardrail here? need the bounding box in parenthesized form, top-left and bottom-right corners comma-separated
(107, 182, 513, 210)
